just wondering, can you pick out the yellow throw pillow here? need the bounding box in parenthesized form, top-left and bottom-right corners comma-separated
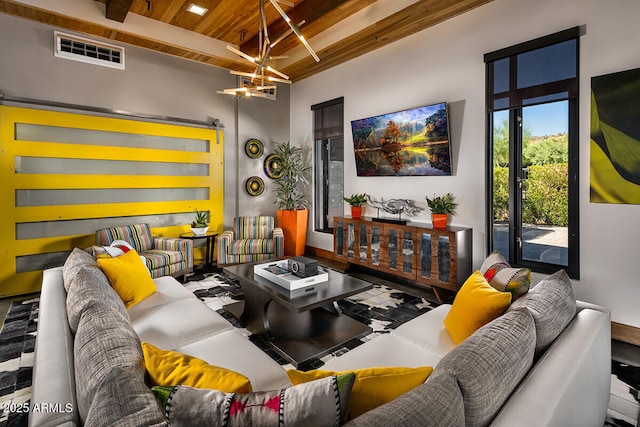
(443, 270, 512, 344)
(96, 249, 156, 309)
(142, 342, 252, 393)
(287, 366, 432, 418)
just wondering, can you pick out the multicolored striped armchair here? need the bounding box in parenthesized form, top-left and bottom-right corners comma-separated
(95, 223, 193, 281)
(217, 216, 284, 265)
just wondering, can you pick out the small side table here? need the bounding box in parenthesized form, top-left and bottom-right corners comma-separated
(179, 231, 219, 275)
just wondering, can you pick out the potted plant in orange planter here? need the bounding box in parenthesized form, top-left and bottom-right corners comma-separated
(343, 193, 367, 219)
(426, 193, 457, 229)
(274, 141, 310, 256)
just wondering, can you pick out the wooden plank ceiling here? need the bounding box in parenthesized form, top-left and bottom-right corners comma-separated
(0, 0, 493, 81)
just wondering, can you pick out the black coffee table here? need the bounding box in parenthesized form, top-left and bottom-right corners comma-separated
(223, 261, 373, 367)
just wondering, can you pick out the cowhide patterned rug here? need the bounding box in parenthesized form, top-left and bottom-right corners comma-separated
(0, 272, 637, 426)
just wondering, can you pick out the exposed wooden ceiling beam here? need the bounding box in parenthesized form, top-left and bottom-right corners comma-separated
(241, 0, 375, 57)
(282, 0, 494, 81)
(105, 0, 134, 23)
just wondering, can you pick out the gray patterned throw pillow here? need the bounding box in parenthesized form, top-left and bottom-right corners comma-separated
(152, 373, 355, 427)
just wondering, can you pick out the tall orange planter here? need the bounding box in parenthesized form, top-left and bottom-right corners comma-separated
(277, 208, 308, 256)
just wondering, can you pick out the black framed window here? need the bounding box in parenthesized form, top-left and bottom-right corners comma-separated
(312, 97, 344, 233)
(485, 27, 580, 278)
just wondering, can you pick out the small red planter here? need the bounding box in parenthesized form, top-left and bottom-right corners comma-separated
(350, 206, 363, 219)
(431, 213, 449, 229)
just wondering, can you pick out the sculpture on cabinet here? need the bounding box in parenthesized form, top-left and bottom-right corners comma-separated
(365, 195, 422, 216)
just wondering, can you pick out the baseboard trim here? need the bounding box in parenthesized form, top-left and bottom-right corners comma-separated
(612, 322, 640, 346)
(304, 246, 334, 259)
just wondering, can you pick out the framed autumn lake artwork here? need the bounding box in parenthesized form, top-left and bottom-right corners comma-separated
(350, 102, 451, 176)
(591, 67, 640, 204)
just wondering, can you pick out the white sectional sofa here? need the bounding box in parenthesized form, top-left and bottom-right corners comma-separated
(29, 248, 612, 426)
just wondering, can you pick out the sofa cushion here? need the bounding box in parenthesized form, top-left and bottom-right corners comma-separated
(151, 373, 355, 427)
(443, 271, 512, 345)
(175, 330, 291, 392)
(287, 366, 433, 418)
(66, 263, 129, 334)
(320, 334, 443, 372)
(480, 252, 531, 300)
(434, 307, 536, 426)
(128, 276, 197, 316)
(95, 223, 154, 252)
(62, 247, 99, 291)
(74, 301, 164, 424)
(63, 248, 128, 333)
(97, 249, 158, 309)
(228, 238, 274, 255)
(130, 298, 234, 350)
(344, 373, 465, 427)
(234, 216, 275, 239)
(391, 304, 456, 358)
(479, 251, 510, 279)
(489, 267, 531, 300)
(142, 342, 252, 393)
(143, 249, 186, 270)
(508, 269, 577, 356)
(85, 367, 167, 426)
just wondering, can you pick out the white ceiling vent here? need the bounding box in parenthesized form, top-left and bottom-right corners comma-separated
(54, 31, 125, 70)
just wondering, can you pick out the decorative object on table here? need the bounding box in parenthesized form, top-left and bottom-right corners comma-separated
(253, 259, 328, 292)
(244, 138, 264, 159)
(191, 209, 209, 235)
(264, 153, 285, 179)
(426, 193, 457, 229)
(590, 66, 640, 204)
(245, 176, 265, 196)
(343, 193, 367, 219)
(217, 0, 320, 100)
(350, 102, 452, 176)
(365, 195, 422, 224)
(287, 256, 319, 278)
(273, 141, 310, 256)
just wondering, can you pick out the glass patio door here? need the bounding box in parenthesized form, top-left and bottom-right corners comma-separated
(491, 101, 569, 268)
(520, 102, 568, 265)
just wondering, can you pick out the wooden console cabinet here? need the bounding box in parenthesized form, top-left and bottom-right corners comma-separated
(333, 217, 472, 301)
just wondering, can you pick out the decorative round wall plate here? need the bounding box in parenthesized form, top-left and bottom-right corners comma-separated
(245, 176, 265, 196)
(244, 138, 264, 159)
(264, 153, 285, 179)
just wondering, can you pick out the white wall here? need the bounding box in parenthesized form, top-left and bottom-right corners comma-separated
(0, 13, 289, 228)
(290, 0, 640, 327)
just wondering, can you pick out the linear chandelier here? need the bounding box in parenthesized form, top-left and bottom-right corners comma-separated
(218, 0, 320, 99)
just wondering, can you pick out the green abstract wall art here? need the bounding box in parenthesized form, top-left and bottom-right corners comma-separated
(590, 67, 640, 204)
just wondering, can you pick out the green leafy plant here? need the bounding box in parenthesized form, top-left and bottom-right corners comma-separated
(343, 193, 367, 207)
(426, 193, 458, 215)
(274, 141, 310, 210)
(191, 209, 208, 228)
